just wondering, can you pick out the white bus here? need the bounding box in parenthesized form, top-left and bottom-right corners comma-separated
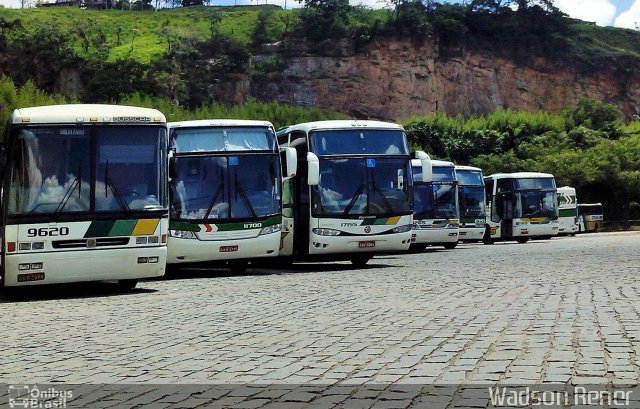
(166, 120, 295, 273)
(557, 186, 578, 236)
(1, 104, 168, 288)
(455, 165, 486, 242)
(484, 172, 559, 244)
(577, 203, 604, 233)
(277, 120, 431, 267)
(410, 159, 459, 251)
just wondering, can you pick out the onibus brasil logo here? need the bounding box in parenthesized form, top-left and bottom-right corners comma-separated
(8, 385, 72, 408)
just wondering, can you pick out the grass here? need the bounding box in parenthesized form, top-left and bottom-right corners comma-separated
(1, 6, 639, 66)
(0, 6, 294, 63)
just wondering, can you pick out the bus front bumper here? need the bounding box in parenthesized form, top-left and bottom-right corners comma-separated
(167, 233, 279, 264)
(458, 226, 485, 241)
(514, 222, 559, 237)
(308, 232, 411, 255)
(411, 228, 459, 245)
(3, 247, 166, 287)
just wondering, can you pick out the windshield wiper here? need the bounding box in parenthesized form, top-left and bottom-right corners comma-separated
(234, 178, 257, 218)
(204, 181, 225, 219)
(343, 183, 365, 215)
(104, 160, 130, 212)
(53, 162, 82, 213)
(369, 179, 393, 214)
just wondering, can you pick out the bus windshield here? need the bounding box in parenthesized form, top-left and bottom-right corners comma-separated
(519, 190, 557, 218)
(413, 166, 455, 182)
(459, 186, 485, 218)
(171, 154, 281, 220)
(312, 157, 411, 216)
(457, 170, 483, 186)
(578, 204, 603, 216)
(310, 129, 409, 155)
(497, 177, 555, 193)
(414, 183, 457, 219)
(173, 126, 276, 153)
(8, 126, 166, 215)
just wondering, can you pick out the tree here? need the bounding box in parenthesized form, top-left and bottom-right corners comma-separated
(469, 0, 509, 13)
(510, 0, 560, 14)
(296, 0, 352, 42)
(181, 0, 204, 6)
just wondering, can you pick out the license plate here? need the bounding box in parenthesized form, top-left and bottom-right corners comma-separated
(17, 272, 45, 282)
(358, 241, 375, 248)
(219, 245, 239, 252)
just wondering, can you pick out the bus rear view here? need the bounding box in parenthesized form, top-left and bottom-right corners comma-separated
(1, 104, 168, 288)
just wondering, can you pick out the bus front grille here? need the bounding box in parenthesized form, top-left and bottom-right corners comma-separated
(52, 237, 131, 249)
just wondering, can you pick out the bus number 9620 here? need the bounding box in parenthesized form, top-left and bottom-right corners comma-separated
(27, 227, 70, 237)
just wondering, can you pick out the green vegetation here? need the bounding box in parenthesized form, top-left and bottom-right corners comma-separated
(402, 99, 640, 223)
(1, 2, 639, 109)
(0, 75, 344, 131)
(1, 2, 640, 223)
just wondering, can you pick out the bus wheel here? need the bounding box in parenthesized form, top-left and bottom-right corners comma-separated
(117, 279, 138, 290)
(229, 260, 249, 274)
(409, 243, 427, 252)
(516, 237, 529, 244)
(350, 255, 372, 268)
(444, 242, 458, 250)
(482, 228, 494, 245)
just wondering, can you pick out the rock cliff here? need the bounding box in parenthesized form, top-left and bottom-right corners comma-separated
(243, 38, 640, 120)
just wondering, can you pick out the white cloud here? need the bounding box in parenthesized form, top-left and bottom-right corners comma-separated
(553, 0, 617, 26)
(614, 0, 640, 29)
(0, 0, 26, 7)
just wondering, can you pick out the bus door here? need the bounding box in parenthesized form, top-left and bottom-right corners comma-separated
(291, 137, 310, 257)
(496, 192, 516, 238)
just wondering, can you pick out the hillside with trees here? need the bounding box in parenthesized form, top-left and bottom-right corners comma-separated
(0, 0, 639, 223)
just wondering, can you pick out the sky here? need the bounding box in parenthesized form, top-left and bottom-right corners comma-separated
(1, 0, 639, 29)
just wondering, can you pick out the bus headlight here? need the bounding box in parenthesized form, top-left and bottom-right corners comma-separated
(259, 224, 282, 236)
(169, 230, 197, 239)
(312, 228, 341, 236)
(392, 225, 412, 233)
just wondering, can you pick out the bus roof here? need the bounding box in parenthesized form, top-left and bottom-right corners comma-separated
(11, 104, 166, 124)
(280, 120, 404, 134)
(485, 172, 555, 179)
(168, 119, 274, 129)
(411, 159, 454, 168)
(455, 165, 482, 172)
(557, 186, 576, 195)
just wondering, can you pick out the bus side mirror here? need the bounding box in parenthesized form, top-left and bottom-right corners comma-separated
(168, 149, 176, 181)
(415, 150, 432, 182)
(281, 147, 297, 178)
(307, 152, 320, 186)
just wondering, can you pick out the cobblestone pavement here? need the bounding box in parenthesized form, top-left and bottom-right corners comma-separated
(1, 232, 639, 408)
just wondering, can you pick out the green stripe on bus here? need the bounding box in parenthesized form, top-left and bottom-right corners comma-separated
(169, 215, 281, 232)
(460, 217, 484, 224)
(559, 209, 577, 217)
(109, 219, 137, 236)
(84, 220, 115, 238)
(168, 221, 202, 232)
(215, 215, 282, 231)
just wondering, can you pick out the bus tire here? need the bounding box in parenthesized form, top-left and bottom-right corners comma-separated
(350, 254, 372, 268)
(409, 243, 427, 252)
(229, 259, 249, 274)
(444, 242, 458, 250)
(516, 237, 529, 244)
(482, 227, 494, 245)
(117, 279, 138, 290)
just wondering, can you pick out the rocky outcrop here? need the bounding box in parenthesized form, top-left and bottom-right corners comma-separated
(246, 38, 640, 120)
